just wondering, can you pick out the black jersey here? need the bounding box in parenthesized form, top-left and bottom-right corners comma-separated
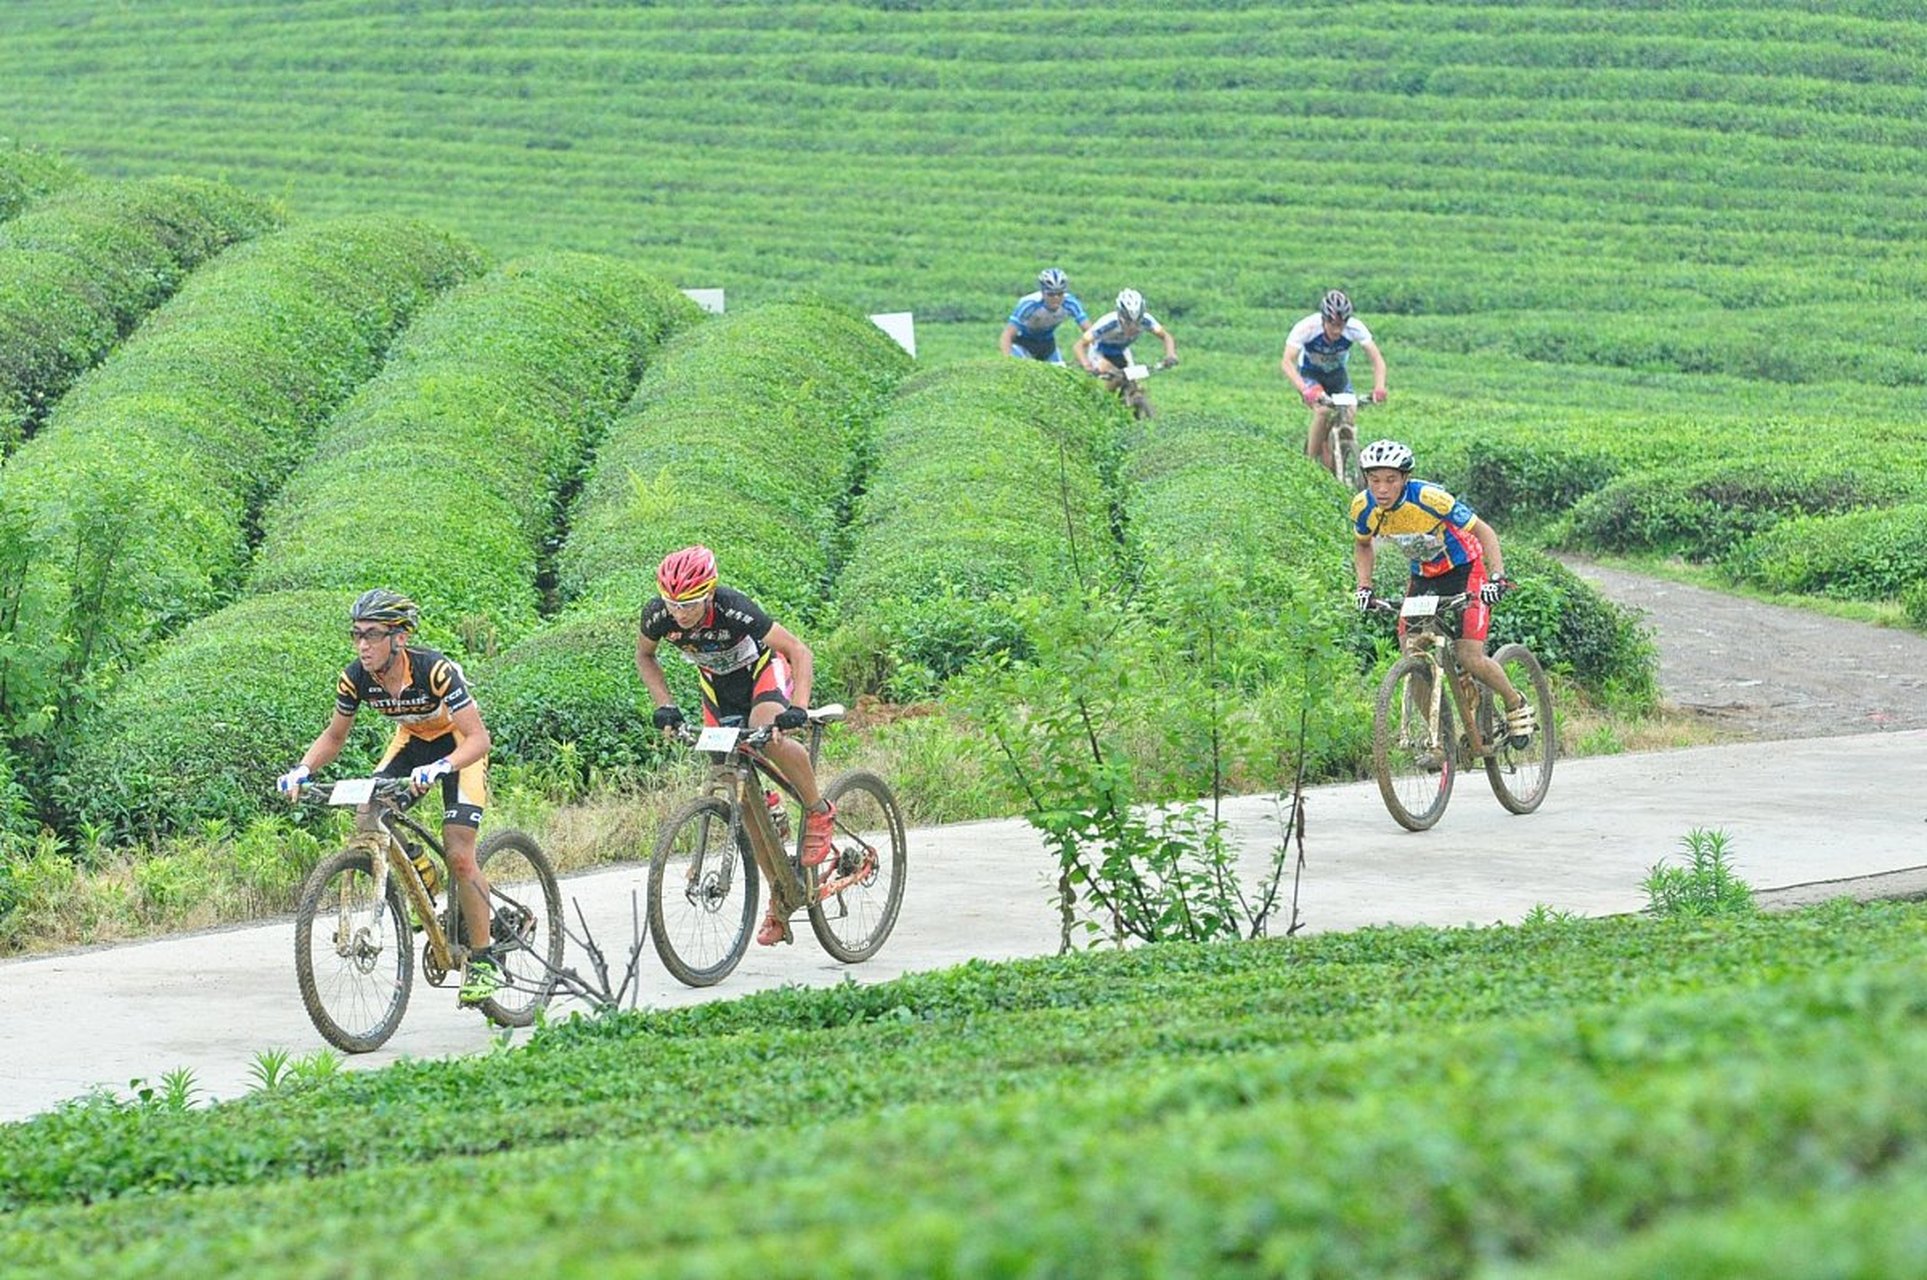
(335, 646, 474, 740)
(639, 585, 774, 674)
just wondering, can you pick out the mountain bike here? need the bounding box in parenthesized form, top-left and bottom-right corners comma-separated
(1367, 593, 1556, 831)
(1093, 354, 1176, 420)
(648, 704, 906, 986)
(292, 777, 563, 1052)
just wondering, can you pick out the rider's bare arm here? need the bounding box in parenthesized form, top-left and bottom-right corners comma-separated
(298, 709, 357, 776)
(1361, 339, 1388, 400)
(634, 632, 675, 708)
(763, 621, 815, 711)
(998, 323, 1019, 356)
(1072, 329, 1098, 372)
(438, 701, 491, 775)
(1280, 342, 1310, 395)
(1157, 327, 1177, 361)
(1353, 537, 1376, 590)
(1471, 518, 1505, 581)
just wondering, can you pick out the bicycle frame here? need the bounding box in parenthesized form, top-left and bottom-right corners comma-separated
(1387, 596, 1499, 765)
(687, 719, 828, 927)
(323, 780, 466, 977)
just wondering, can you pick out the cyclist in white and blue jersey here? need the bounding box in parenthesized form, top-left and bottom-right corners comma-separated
(1282, 289, 1388, 473)
(1074, 288, 1178, 374)
(1000, 267, 1091, 364)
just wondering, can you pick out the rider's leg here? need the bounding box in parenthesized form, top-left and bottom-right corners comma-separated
(751, 702, 824, 810)
(444, 821, 492, 951)
(1455, 638, 1524, 711)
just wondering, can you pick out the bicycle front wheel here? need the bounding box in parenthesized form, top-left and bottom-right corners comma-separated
(472, 829, 564, 1027)
(294, 847, 413, 1053)
(1483, 644, 1556, 814)
(1372, 655, 1456, 831)
(648, 796, 758, 987)
(1334, 409, 1362, 491)
(807, 770, 908, 963)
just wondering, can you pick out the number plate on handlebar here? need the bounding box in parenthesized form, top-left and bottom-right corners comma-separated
(1326, 392, 1358, 407)
(694, 725, 741, 753)
(1122, 363, 1151, 381)
(327, 778, 376, 806)
(1400, 595, 1442, 618)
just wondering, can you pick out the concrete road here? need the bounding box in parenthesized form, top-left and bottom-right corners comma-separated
(2, 730, 1923, 1122)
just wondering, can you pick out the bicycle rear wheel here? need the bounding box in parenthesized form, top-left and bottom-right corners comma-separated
(1482, 644, 1556, 814)
(294, 847, 413, 1053)
(807, 771, 907, 963)
(1372, 655, 1456, 831)
(471, 829, 563, 1027)
(648, 796, 758, 987)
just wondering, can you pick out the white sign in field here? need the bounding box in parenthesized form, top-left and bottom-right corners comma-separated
(680, 287, 726, 314)
(869, 311, 916, 357)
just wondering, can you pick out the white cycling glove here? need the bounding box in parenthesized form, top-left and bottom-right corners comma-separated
(410, 758, 453, 789)
(276, 764, 311, 800)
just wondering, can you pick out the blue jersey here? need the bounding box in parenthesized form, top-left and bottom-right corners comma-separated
(1286, 313, 1374, 379)
(1086, 309, 1162, 356)
(1007, 291, 1088, 337)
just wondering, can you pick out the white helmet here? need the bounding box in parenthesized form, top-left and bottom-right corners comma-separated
(1359, 439, 1414, 472)
(1037, 267, 1069, 293)
(1115, 288, 1145, 321)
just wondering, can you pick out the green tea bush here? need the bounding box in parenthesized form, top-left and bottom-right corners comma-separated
(0, 216, 484, 744)
(64, 255, 695, 838)
(487, 297, 910, 773)
(1725, 500, 1927, 600)
(832, 359, 1121, 698)
(0, 141, 77, 221)
(58, 593, 390, 842)
(1560, 457, 1912, 560)
(0, 177, 281, 448)
(557, 296, 911, 622)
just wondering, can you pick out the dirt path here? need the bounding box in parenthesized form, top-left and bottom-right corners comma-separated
(1561, 558, 1927, 740)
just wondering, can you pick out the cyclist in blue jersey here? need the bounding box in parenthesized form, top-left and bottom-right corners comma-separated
(1000, 267, 1091, 364)
(1282, 290, 1388, 475)
(1074, 288, 1178, 376)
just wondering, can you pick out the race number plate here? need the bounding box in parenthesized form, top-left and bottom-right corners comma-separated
(1400, 595, 1442, 618)
(1327, 392, 1359, 407)
(694, 725, 741, 753)
(328, 778, 376, 806)
(1123, 363, 1151, 381)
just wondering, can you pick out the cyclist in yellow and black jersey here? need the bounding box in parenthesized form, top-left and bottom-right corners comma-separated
(276, 589, 502, 1005)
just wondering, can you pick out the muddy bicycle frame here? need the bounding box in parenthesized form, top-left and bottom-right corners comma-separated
(683, 706, 865, 929)
(320, 776, 471, 977)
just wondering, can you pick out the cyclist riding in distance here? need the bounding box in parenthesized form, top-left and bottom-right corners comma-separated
(1074, 287, 1178, 377)
(276, 589, 503, 1005)
(1000, 266, 1091, 365)
(1349, 441, 1537, 747)
(1283, 289, 1388, 475)
(637, 545, 835, 947)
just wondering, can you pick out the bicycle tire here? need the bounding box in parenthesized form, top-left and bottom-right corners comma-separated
(470, 829, 564, 1027)
(294, 846, 414, 1054)
(1372, 655, 1456, 831)
(807, 770, 908, 963)
(1334, 407, 1362, 491)
(648, 795, 758, 987)
(1483, 644, 1556, 815)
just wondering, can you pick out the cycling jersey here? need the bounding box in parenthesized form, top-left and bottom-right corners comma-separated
(1007, 291, 1088, 337)
(1287, 313, 1374, 392)
(335, 646, 488, 826)
(1086, 309, 1164, 361)
(639, 585, 793, 724)
(335, 646, 474, 739)
(1349, 480, 1483, 578)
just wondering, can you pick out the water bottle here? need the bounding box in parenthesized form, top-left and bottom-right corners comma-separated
(410, 846, 440, 897)
(765, 791, 792, 842)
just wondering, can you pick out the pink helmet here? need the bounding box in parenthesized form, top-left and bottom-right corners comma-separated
(657, 545, 718, 601)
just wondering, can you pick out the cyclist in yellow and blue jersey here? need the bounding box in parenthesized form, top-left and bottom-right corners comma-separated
(1348, 441, 1536, 746)
(276, 589, 503, 1004)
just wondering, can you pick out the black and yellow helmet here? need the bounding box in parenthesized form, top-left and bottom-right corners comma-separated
(349, 588, 419, 631)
